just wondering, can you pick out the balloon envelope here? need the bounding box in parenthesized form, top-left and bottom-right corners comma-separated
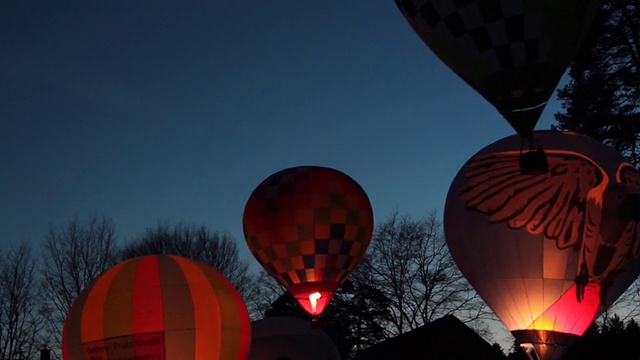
(62, 255, 251, 360)
(395, 0, 601, 136)
(243, 166, 374, 316)
(249, 316, 340, 360)
(444, 130, 640, 360)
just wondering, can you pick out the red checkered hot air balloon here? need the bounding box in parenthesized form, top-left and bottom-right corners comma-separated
(62, 254, 251, 360)
(243, 166, 374, 317)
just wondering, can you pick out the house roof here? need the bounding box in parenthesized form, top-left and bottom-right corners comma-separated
(354, 315, 506, 360)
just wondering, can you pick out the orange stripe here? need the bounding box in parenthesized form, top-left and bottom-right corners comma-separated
(173, 256, 222, 359)
(62, 280, 93, 359)
(132, 256, 163, 334)
(102, 257, 141, 341)
(80, 260, 129, 343)
(196, 262, 251, 360)
(158, 255, 195, 359)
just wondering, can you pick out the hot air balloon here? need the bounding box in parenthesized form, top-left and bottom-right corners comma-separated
(395, 0, 602, 172)
(444, 130, 640, 360)
(243, 166, 374, 317)
(249, 316, 341, 360)
(62, 255, 251, 360)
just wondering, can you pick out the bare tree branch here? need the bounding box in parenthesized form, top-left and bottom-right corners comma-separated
(40, 213, 119, 351)
(0, 243, 47, 360)
(119, 220, 254, 300)
(358, 210, 492, 337)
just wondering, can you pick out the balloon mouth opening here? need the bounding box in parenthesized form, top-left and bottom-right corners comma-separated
(519, 343, 541, 360)
(512, 330, 579, 360)
(288, 282, 338, 316)
(293, 291, 333, 316)
(309, 292, 322, 313)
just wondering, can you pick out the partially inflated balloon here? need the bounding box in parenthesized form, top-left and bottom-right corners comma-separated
(395, 0, 601, 137)
(249, 316, 340, 360)
(62, 255, 251, 360)
(243, 166, 373, 316)
(444, 130, 640, 360)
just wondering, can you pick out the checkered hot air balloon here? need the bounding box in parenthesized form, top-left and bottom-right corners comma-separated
(395, 0, 601, 138)
(62, 255, 251, 360)
(243, 166, 374, 317)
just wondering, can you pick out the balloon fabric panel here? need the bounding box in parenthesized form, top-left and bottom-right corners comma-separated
(189, 260, 252, 360)
(62, 261, 128, 360)
(156, 255, 196, 360)
(132, 256, 164, 336)
(395, 0, 601, 136)
(243, 166, 373, 288)
(102, 259, 139, 347)
(173, 256, 221, 359)
(79, 260, 129, 345)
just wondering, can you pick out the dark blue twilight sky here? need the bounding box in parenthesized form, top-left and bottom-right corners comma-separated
(2, 0, 573, 346)
(2, 1, 569, 257)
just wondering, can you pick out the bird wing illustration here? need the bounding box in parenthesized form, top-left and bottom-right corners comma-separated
(460, 150, 605, 249)
(616, 163, 640, 259)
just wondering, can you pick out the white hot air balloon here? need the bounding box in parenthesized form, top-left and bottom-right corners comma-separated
(249, 316, 340, 360)
(444, 130, 640, 360)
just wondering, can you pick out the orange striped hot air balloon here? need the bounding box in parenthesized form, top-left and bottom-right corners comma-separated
(243, 166, 374, 317)
(62, 254, 251, 360)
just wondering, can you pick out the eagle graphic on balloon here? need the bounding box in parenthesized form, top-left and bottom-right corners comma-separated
(459, 149, 640, 303)
(443, 131, 640, 360)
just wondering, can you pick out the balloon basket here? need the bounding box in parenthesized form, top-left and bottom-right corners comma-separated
(512, 329, 579, 360)
(519, 147, 548, 175)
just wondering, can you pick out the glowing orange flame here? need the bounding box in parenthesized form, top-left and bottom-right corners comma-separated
(309, 292, 321, 314)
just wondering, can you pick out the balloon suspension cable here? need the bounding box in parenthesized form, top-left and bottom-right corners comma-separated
(519, 133, 538, 152)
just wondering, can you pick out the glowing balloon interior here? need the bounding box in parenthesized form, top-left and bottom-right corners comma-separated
(444, 130, 640, 360)
(243, 166, 374, 316)
(395, 0, 601, 137)
(62, 255, 251, 360)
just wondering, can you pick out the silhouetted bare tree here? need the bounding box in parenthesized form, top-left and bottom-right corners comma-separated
(40, 214, 119, 349)
(0, 243, 47, 360)
(243, 269, 284, 320)
(120, 221, 253, 298)
(360, 210, 491, 336)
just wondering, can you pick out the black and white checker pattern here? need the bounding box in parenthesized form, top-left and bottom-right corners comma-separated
(256, 166, 312, 214)
(396, 0, 549, 73)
